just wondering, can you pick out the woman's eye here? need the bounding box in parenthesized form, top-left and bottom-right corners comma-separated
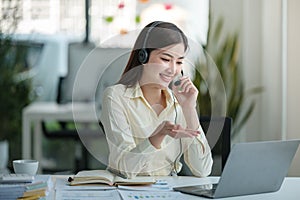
(177, 61, 183, 65)
(161, 58, 170, 62)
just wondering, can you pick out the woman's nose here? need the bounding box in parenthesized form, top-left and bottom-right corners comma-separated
(169, 61, 176, 73)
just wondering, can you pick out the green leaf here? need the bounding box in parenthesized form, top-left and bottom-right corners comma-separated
(104, 16, 114, 23)
(232, 101, 255, 138)
(135, 15, 141, 24)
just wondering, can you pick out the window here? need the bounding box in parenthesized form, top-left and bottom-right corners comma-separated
(1, 0, 209, 46)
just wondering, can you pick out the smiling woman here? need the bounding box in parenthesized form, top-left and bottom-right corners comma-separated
(100, 21, 213, 179)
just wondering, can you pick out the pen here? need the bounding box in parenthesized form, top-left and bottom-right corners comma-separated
(107, 167, 128, 179)
(68, 177, 74, 182)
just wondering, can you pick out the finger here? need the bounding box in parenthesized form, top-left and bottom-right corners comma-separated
(164, 121, 173, 126)
(172, 130, 199, 138)
(180, 76, 190, 82)
(173, 129, 200, 136)
(163, 125, 179, 136)
(182, 82, 193, 93)
(168, 131, 188, 139)
(165, 125, 178, 132)
(186, 129, 200, 136)
(177, 78, 189, 92)
(172, 124, 182, 130)
(184, 83, 197, 94)
(180, 78, 195, 93)
(175, 132, 194, 138)
(163, 121, 176, 129)
(185, 128, 201, 133)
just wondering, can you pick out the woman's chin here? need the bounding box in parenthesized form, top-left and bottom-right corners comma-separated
(160, 83, 170, 89)
(154, 82, 169, 89)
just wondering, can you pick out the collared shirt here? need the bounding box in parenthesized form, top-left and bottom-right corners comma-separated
(100, 83, 213, 178)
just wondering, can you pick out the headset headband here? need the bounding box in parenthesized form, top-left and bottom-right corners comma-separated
(138, 21, 164, 64)
(141, 21, 163, 50)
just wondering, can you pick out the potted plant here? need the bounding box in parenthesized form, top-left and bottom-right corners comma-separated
(193, 18, 262, 140)
(0, 2, 33, 171)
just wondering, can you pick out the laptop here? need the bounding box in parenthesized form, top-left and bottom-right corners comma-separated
(173, 140, 300, 198)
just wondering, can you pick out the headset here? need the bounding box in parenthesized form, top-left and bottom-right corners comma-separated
(138, 21, 164, 64)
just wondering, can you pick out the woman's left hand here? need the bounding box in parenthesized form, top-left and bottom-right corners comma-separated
(172, 76, 198, 108)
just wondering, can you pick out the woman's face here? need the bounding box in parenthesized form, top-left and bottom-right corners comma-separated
(140, 43, 185, 89)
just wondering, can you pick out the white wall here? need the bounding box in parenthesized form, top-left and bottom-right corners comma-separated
(286, 0, 300, 176)
(260, 0, 282, 141)
(242, 0, 263, 142)
(211, 0, 300, 176)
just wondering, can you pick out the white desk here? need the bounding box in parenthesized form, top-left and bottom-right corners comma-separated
(47, 176, 300, 200)
(167, 176, 300, 199)
(22, 102, 100, 171)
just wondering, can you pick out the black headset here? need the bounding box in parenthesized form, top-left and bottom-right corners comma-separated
(138, 21, 164, 64)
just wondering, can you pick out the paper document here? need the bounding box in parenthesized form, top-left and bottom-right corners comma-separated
(118, 179, 172, 191)
(118, 190, 184, 200)
(56, 190, 121, 200)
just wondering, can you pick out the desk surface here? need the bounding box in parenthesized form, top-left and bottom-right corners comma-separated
(47, 176, 300, 200)
(22, 102, 101, 172)
(23, 101, 100, 121)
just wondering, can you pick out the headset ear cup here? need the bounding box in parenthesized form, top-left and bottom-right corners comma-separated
(138, 49, 148, 64)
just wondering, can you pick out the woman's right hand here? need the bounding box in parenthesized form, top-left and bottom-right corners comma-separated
(149, 121, 199, 148)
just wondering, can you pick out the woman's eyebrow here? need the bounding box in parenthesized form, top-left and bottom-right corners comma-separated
(161, 52, 185, 59)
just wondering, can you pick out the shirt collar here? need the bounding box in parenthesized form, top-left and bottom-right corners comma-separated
(123, 83, 178, 104)
(123, 83, 143, 99)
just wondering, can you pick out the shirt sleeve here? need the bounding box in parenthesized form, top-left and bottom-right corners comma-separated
(100, 87, 160, 178)
(181, 124, 213, 177)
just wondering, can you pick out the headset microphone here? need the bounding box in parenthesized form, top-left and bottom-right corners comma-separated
(173, 70, 183, 86)
(174, 79, 181, 86)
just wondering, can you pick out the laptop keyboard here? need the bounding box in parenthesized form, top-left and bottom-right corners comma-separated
(190, 184, 218, 196)
(191, 184, 218, 190)
(173, 183, 218, 198)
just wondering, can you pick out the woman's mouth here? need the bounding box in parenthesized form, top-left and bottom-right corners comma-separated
(159, 73, 173, 83)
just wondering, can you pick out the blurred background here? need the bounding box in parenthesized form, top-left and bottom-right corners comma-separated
(0, 0, 299, 176)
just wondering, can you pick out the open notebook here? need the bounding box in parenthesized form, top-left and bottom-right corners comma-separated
(69, 170, 156, 186)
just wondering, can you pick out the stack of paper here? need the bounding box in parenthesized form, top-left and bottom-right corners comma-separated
(0, 175, 52, 200)
(0, 184, 26, 200)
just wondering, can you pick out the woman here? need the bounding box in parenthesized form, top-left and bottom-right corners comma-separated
(100, 21, 213, 178)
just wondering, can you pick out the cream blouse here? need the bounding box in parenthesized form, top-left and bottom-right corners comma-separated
(100, 83, 213, 178)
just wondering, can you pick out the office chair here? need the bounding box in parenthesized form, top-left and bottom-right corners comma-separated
(179, 116, 232, 176)
(41, 42, 97, 173)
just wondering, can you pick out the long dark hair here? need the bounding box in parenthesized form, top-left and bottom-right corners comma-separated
(118, 21, 189, 87)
